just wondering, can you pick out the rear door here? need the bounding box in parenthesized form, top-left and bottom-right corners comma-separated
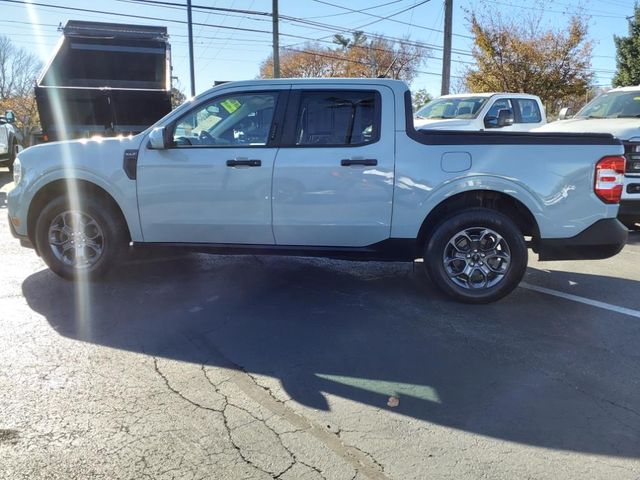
(272, 86, 395, 247)
(511, 98, 544, 131)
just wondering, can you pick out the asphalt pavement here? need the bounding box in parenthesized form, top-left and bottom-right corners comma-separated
(1, 168, 639, 479)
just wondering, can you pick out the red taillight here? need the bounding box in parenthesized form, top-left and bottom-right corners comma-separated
(595, 155, 625, 204)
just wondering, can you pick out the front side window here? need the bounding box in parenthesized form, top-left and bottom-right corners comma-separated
(294, 90, 378, 146)
(173, 92, 277, 147)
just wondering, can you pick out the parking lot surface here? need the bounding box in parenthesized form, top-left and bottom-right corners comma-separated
(1, 168, 639, 479)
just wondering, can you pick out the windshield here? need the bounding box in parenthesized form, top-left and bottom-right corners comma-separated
(576, 90, 640, 118)
(415, 96, 489, 119)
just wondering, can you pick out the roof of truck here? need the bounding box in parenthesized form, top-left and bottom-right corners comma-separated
(608, 85, 640, 92)
(62, 20, 168, 40)
(435, 92, 541, 100)
(206, 78, 410, 96)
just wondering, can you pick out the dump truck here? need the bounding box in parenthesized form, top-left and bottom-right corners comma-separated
(34, 20, 172, 143)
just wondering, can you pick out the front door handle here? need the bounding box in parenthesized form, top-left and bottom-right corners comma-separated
(226, 158, 262, 167)
(341, 158, 377, 167)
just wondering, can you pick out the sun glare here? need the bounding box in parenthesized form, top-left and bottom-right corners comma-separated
(26, 1, 93, 340)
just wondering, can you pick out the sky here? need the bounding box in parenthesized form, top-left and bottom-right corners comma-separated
(0, 0, 631, 98)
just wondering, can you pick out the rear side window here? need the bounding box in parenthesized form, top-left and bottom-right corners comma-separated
(515, 99, 542, 123)
(485, 99, 513, 119)
(294, 90, 379, 146)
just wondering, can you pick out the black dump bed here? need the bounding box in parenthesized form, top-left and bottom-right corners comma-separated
(35, 20, 172, 141)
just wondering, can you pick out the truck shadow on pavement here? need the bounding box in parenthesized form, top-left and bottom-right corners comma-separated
(21, 251, 640, 458)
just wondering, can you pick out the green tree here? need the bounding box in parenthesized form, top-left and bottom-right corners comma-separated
(412, 89, 432, 111)
(613, 5, 640, 87)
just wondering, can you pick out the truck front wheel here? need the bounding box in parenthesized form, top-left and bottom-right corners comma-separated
(424, 208, 527, 304)
(35, 195, 128, 280)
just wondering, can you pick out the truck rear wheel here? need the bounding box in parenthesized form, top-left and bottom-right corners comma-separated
(424, 208, 527, 304)
(35, 195, 127, 280)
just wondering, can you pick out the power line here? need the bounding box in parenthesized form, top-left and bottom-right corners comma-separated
(304, 0, 408, 19)
(281, 45, 464, 79)
(311, 0, 473, 39)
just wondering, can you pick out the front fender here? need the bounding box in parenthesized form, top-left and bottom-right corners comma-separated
(17, 166, 142, 241)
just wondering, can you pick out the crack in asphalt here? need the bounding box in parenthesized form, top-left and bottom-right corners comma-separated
(152, 355, 389, 480)
(153, 357, 282, 478)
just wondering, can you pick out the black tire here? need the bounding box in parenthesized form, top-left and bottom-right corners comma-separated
(621, 219, 639, 231)
(34, 195, 128, 280)
(424, 208, 527, 304)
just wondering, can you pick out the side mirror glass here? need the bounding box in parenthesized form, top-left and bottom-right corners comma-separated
(496, 108, 514, 127)
(148, 127, 167, 149)
(4, 111, 15, 123)
(484, 116, 498, 129)
(558, 107, 573, 120)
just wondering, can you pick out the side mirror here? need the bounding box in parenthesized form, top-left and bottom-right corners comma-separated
(4, 110, 15, 123)
(148, 127, 168, 149)
(558, 107, 573, 120)
(484, 109, 514, 129)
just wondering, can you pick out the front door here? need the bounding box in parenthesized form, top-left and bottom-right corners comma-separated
(137, 88, 288, 244)
(272, 86, 395, 247)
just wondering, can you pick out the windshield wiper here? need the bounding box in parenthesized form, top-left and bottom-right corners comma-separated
(616, 114, 640, 118)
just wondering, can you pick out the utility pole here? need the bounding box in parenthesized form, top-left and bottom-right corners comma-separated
(272, 0, 280, 78)
(441, 0, 452, 95)
(187, 0, 196, 96)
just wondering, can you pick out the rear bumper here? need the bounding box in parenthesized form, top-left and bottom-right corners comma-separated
(537, 218, 628, 261)
(618, 200, 640, 226)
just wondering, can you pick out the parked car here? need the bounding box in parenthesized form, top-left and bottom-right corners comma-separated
(7, 79, 627, 303)
(533, 85, 640, 228)
(414, 93, 546, 132)
(0, 110, 23, 171)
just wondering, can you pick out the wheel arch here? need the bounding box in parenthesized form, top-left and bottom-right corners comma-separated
(27, 178, 132, 247)
(416, 190, 540, 251)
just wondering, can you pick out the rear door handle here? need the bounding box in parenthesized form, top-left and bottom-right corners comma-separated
(226, 158, 262, 167)
(340, 158, 377, 167)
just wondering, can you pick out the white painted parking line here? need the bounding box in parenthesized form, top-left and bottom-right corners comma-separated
(520, 282, 640, 319)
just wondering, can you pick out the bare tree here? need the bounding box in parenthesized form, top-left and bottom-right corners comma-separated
(0, 36, 42, 142)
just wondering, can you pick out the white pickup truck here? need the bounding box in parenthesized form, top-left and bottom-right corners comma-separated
(414, 93, 546, 132)
(0, 110, 22, 171)
(7, 79, 628, 303)
(534, 85, 640, 228)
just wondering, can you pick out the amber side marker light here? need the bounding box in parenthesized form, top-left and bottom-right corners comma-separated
(595, 155, 625, 204)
